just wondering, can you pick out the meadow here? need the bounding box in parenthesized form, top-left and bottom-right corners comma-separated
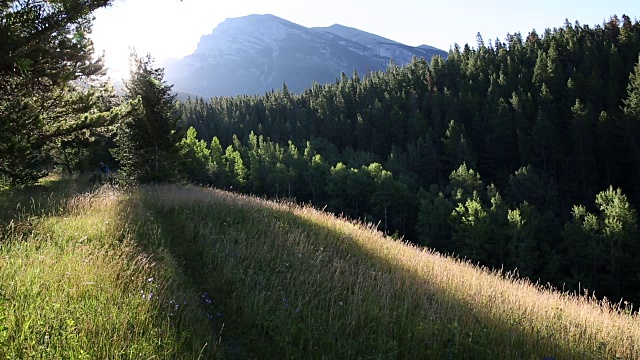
(1, 179, 638, 359)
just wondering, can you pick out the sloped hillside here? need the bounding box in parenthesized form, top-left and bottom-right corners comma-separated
(1, 181, 638, 359)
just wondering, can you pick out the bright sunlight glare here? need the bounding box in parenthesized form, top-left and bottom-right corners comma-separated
(92, 0, 640, 80)
(92, 0, 300, 80)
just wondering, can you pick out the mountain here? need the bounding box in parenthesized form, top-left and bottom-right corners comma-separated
(163, 14, 446, 97)
(313, 24, 444, 66)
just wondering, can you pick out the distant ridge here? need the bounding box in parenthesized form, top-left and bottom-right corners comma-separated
(164, 14, 446, 97)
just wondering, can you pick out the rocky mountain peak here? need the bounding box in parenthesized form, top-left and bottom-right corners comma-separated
(165, 14, 446, 97)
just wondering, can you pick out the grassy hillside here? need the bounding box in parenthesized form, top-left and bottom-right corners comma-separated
(1, 180, 639, 359)
(0, 180, 216, 359)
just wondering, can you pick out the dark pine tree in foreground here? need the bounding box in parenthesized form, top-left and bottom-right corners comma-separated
(0, 0, 115, 186)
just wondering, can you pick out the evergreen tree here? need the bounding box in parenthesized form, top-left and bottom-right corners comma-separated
(112, 53, 182, 183)
(506, 166, 558, 210)
(416, 186, 454, 249)
(0, 0, 114, 186)
(563, 187, 638, 300)
(451, 191, 490, 260)
(566, 99, 595, 204)
(482, 98, 518, 184)
(448, 163, 484, 203)
(307, 154, 330, 204)
(622, 56, 640, 122)
(442, 120, 476, 172)
(209, 136, 227, 186)
(224, 145, 247, 191)
(594, 186, 638, 300)
(485, 185, 511, 266)
(562, 205, 602, 291)
(622, 55, 640, 201)
(506, 202, 542, 277)
(371, 177, 415, 236)
(178, 127, 212, 183)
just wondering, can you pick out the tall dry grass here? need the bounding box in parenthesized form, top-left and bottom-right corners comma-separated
(142, 184, 640, 359)
(2, 181, 638, 359)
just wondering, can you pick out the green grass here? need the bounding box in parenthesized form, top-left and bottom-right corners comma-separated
(1, 182, 639, 359)
(0, 183, 217, 359)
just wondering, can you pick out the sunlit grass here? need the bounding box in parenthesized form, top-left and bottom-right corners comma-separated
(2, 182, 638, 359)
(0, 185, 216, 359)
(141, 185, 640, 359)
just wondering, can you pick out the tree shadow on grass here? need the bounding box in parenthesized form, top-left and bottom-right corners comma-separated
(115, 189, 240, 360)
(0, 177, 102, 239)
(283, 215, 597, 360)
(134, 186, 615, 360)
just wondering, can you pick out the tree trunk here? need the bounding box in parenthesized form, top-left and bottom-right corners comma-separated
(384, 205, 388, 234)
(62, 148, 73, 176)
(155, 142, 159, 173)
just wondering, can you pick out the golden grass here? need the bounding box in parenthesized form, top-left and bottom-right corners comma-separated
(2, 182, 638, 359)
(143, 185, 640, 359)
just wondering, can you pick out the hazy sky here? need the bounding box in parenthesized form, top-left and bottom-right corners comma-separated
(92, 0, 640, 78)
